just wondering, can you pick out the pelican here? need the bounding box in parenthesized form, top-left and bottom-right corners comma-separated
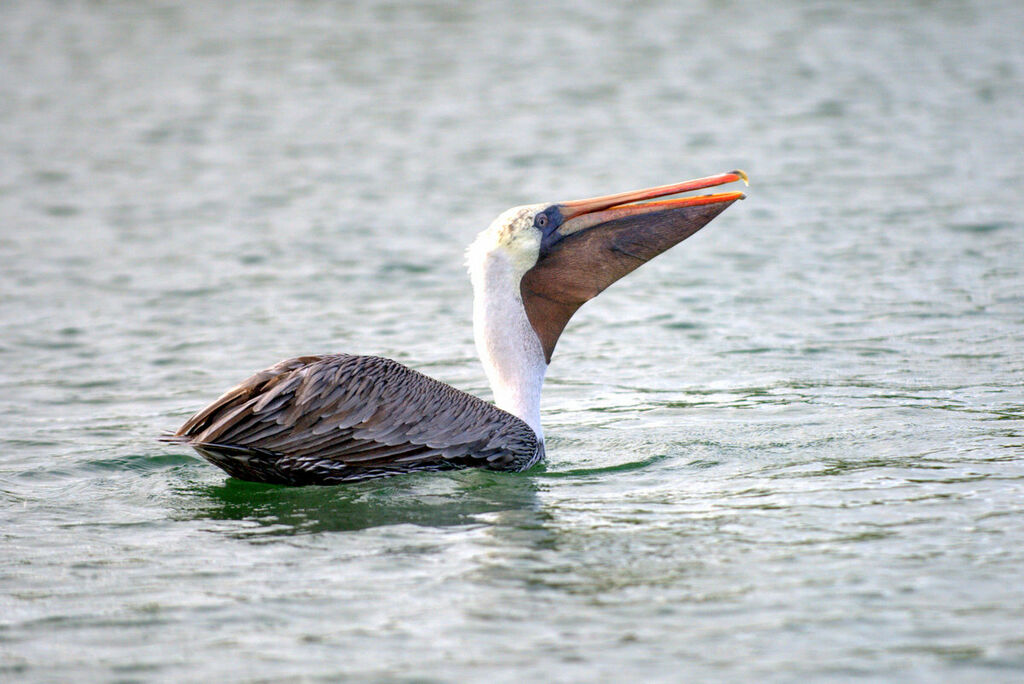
(166, 171, 748, 485)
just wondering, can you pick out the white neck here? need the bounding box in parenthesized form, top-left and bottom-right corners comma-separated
(469, 250, 547, 441)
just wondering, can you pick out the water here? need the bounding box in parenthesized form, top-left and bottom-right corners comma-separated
(2, 0, 1023, 680)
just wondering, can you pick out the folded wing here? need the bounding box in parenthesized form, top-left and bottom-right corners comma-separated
(172, 354, 540, 485)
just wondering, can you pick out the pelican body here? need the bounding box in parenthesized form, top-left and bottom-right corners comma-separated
(167, 171, 748, 485)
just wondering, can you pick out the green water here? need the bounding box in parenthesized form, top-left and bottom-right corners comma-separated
(2, 1, 1023, 681)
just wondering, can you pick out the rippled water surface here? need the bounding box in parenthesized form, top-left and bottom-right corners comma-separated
(2, 1, 1024, 681)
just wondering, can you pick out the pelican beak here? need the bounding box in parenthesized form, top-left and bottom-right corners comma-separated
(544, 170, 748, 253)
(522, 170, 748, 362)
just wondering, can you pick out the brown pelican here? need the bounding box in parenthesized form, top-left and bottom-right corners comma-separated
(166, 171, 748, 485)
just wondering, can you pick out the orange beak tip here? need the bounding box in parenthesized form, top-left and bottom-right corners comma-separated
(730, 169, 750, 186)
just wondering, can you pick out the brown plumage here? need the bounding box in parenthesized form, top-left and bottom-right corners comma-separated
(167, 354, 541, 485)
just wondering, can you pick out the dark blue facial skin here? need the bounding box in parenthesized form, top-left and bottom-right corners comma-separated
(535, 205, 565, 256)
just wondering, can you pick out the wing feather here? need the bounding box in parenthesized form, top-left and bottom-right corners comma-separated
(174, 354, 541, 485)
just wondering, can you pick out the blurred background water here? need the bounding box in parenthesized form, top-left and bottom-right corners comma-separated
(1, 0, 1023, 681)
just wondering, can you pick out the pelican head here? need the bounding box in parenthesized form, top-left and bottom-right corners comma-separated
(470, 171, 748, 359)
(467, 203, 549, 280)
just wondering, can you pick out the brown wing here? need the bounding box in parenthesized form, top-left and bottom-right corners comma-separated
(521, 200, 737, 362)
(172, 354, 540, 485)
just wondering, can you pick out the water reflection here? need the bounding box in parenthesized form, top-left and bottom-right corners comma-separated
(178, 469, 542, 535)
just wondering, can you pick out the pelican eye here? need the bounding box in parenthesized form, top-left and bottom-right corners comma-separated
(535, 213, 549, 229)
